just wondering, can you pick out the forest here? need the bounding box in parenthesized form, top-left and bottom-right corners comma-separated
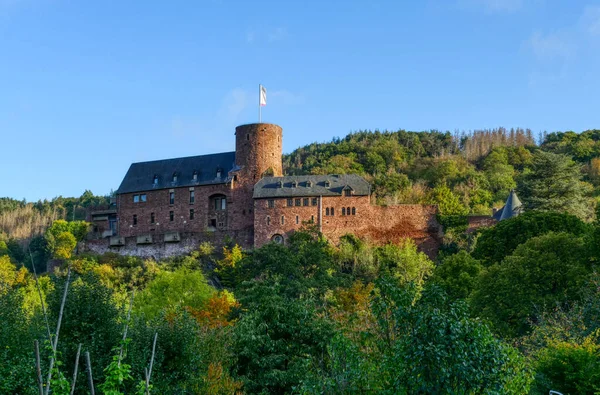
(1, 126, 600, 394)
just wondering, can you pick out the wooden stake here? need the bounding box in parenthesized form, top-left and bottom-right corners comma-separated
(85, 351, 95, 395)
(45, 265, 72, 395)
(69, 343, 82, 395)
(29, 248, 52, 343)
(34, 340, 44, 395)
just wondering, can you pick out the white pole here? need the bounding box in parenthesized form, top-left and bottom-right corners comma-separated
(259, 84, 262, 123)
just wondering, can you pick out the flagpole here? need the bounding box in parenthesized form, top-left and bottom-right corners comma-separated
(259, 84, 262, 123)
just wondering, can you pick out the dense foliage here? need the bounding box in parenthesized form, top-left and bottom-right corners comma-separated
(2, 127, 600, 393)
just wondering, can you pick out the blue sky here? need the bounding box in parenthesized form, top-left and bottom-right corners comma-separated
(1, 0, 599, 201)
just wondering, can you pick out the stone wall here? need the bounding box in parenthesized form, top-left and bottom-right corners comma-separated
(84, 229, 253, 259)
(254, 194, 441, 257)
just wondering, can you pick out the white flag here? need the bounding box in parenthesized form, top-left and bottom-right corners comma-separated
(260, 85, 267, 106)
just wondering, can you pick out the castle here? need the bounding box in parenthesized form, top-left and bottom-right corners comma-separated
(87, 123, 441, 257)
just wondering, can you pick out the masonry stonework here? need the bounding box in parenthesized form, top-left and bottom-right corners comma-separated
(88, 122, 442, 257)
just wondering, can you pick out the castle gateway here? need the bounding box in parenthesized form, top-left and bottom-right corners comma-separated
(88, 123, 441, 257)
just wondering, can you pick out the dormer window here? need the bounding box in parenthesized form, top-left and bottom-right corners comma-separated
(324, 180, 331, 187)
(277, 181, 283, 188)
(216, 169, 222, 179)
(172, 173, 178, 183)
(344, 186, 353, 196)
(306, 180, 312, 187)
(192, 171, 198, 181)
(291, 181, 297, 188)
(153, 175, 158, 185)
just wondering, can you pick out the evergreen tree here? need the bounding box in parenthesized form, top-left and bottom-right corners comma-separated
(518, 151, 592, 220)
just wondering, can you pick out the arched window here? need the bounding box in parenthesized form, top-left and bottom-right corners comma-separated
(352, 207, 356, 215)
(271, 234, 284, 244)
(347, 207, 350, 215)
(342, 207, 346, 216)
(331, 207, 335, 216)
(326, 207, 330, 216)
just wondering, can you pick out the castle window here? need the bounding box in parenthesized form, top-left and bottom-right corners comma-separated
(133, 215, 137, 226)
(192, 171, 198, 181)
(312, 197, 318, 206)
(189, 209, 195, 220)
(287, 198, 293, 207)
(303, 198, 309, 206)
(295, 198, 301, 206)
(212, 195, 227, 211)
(311, 215, 314, 222)
(281, 215, 285, 225)
(268, 199, 275, 208)
(331, 207, 335, 216)
(169, 211, 174, 222)
(266, 216, 271, 225)
(324, 180, 331, 187)
(325, 207, 330, 216)
(151, 213, 155, 224)
(140, 194, 147, 202)
(172, 173, 178, 182)
(277, 181, 283, 188)
(190, 190, 195, 204)
(306, 180, 312, 187)
(153, 175, 159, 185)
(347, 207, 351, 215)
(216, 169, 222, 179)
(272, 234, 284, 244)
(352, 207, 356, 215)
(344, 188, 352, 197)
(296, 215, 299, 224)
(342, 207, 346, 216)
(133, 195, 140, 203)
(246, 133, 250, 141)
(169, 192, 175, 205)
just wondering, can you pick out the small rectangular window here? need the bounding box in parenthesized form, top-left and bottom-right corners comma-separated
(141, 194, 147, 202)
(151, 213, 155, 224)
(326, 207, 330, 216)
(352, 207, 356, 215)
(312, 198, 318, 206)
(133, 195, 139, 203)
(311, 215, 314, 223)
(296, 215, 299, 224)
(342, 207, 346, 216)
(303, 198, 309, 206)
(190, 191, 195, 204)
(268, 199, 275, 208)
(295, 198, 301, 206)
(189, 209, 194, 220)
(169, 211, 174, 221)
(345, 189, 352, 197)
(267, 216, 271, 225)
(169, 192, 175, 205)
(287, 198, 293, 207)
(133, 215, 137, 225)
(281, 215, 285, 225)
(331, 207, 335, 216)
(221, 198, 226, 210)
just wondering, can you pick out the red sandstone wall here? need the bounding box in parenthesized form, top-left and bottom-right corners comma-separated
(254, 194, 441, 256)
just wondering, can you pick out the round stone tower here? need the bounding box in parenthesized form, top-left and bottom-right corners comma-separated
(235, 123, 283, 181)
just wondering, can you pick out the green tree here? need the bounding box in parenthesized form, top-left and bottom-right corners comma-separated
(518, 151, 593, 220)
(430, 250, 483, 300)
(471, 232, 592, 337)
(428, 184, 468, 216)
(134, 267, 215, 319)
(472, 211, 591, 265)
(376, 240, 434, 288)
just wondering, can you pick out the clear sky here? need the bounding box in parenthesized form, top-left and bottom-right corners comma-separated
(1, 0, 599, 201)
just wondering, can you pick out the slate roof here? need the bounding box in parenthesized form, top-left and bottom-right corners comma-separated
(253, 174, 370, 199)
(117, 152, 236, 194)
(493, 189, 523, 221)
